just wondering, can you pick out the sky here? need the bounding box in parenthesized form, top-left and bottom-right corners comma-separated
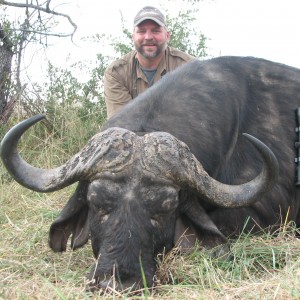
(20, 0, 300, 81)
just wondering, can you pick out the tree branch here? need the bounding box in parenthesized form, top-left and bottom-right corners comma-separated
(1, 0, 77, 38)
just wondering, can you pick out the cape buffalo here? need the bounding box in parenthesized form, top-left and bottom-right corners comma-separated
(1, 56, 300, 292)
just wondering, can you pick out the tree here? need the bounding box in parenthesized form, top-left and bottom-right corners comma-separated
(0, 23, 13, 122)
(167, 10, 208, 58)
(0, 0, 77, 123)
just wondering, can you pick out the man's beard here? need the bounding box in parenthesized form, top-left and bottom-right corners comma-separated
(135, 41, 167, 59)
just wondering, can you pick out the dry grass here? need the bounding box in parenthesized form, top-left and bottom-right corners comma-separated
(1, 179, 300, 299)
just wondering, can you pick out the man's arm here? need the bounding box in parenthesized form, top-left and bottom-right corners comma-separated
(104, 69, 133, 118)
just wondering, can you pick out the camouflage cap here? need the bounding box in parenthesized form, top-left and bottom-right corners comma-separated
(133, 6, 167, 27)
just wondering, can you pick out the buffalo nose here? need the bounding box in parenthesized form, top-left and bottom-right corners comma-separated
(88, 277, 140, 293)
(98, 279, 111, 290)
(87, 279, 113, 293)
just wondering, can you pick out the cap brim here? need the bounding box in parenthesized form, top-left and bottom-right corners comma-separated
(134, 17, 165, 27)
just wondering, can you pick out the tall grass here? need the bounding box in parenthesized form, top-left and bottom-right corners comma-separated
(1, 109, 300, 299)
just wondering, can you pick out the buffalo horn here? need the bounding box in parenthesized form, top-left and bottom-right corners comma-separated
(141, 132, 279, 208)
(1, 115, 279, 208)
(0, 115, 138, 192)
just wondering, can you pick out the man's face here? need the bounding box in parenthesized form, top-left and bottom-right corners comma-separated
(132, 20, 170, 59)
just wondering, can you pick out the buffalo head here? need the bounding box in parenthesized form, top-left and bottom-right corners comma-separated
(0, 115, 279, 292)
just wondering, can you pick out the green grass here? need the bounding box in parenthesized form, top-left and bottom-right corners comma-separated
(1, 111, 300, 299)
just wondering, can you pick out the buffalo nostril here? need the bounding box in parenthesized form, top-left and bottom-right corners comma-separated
(98, 279, 112, 290)
(87, 278, 114, 293)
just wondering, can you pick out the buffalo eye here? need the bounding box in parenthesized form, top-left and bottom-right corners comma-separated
(150, 217, 159, 227)
(101, 214, 109, 224)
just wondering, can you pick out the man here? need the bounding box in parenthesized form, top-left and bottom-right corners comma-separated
(104, 6, 194, 118)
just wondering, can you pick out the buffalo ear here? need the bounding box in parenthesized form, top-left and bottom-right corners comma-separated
(179, 194, 228, 248)
(49, 181, 90, 252)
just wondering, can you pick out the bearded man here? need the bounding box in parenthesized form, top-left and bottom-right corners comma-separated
(104, 6, 194, 118)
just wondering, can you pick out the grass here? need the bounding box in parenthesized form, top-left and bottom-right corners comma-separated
(2, 191, 300, 300)
(1, 112, 300, 299)
(1, 182, 300, 300)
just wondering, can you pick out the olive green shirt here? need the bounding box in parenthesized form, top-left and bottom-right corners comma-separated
(104, 46, 194, 118)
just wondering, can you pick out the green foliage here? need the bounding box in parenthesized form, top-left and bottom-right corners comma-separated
(167, 11, 208, 58)
(24, 53, 109, 151)
(111, 12, 134, 56)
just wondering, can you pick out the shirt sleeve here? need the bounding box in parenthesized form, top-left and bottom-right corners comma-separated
(104, 68, 133, 118)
